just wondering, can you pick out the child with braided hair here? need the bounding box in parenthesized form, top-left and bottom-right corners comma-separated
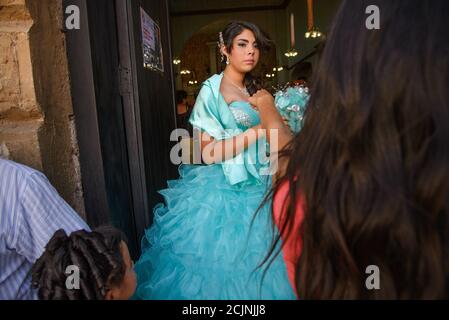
(31, 226, 136, 300)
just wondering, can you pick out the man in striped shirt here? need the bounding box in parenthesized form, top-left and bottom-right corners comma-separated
(0, 158, 90, 300)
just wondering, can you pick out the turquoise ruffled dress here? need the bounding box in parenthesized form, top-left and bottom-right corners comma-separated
(133, 73, 296, 300)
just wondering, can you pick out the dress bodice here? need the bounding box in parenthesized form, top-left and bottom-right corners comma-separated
(189, 75, 270, 187)
(228, 101, 260, 131)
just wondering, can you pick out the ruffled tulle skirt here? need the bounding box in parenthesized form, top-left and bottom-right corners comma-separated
(133, 164, 296, 300)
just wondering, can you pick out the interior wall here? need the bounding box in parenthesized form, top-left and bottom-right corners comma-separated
(171, 9, 288, 86)
(170, 0, 343, 87)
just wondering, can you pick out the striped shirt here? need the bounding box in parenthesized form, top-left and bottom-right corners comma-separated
(0, 159, 90, 300)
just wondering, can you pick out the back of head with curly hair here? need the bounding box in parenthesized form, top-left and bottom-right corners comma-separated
(31, 226, 128, 300)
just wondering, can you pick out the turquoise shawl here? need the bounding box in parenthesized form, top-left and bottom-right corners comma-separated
(189, 73, 270, 187)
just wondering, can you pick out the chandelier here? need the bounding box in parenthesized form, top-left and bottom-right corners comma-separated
(305, 0, 324, 39)
(284, 13, 298, 58)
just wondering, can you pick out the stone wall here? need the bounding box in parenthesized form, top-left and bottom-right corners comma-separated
(0, 0, 85, 218)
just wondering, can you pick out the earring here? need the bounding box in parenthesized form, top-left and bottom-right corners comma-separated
(226, 55, 230, 65)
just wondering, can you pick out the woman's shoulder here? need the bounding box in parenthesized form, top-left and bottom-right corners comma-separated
(201, 73, 223, 90)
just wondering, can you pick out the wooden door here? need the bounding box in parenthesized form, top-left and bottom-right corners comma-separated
(116, 0, 179, 250)
(65, 0, 177, 259)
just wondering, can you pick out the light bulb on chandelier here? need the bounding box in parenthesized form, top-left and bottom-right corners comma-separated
(305, 0, 324, 39)
(284, 49, 298, 58)
(305, 26, 323, 39)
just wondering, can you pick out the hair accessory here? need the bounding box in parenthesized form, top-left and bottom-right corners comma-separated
(219, 32, 225, 47)
(218, 32, 227, 63)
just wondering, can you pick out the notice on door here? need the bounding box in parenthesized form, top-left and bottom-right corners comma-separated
(140, 7, 164, 72)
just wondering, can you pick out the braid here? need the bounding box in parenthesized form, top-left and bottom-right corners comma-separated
(31, 227, 127, 300)
(31, 229, 71, 299)
(68, 235, 104, 299)
(88, 226, 128, 286)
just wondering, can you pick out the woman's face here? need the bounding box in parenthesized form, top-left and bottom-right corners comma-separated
(105, 241, 137, 300)
(225, 28, 260, 73)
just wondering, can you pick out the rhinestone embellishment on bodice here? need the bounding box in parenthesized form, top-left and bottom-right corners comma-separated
(229, 107, 252, 128)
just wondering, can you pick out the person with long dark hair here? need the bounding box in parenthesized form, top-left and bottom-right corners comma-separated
(133, 21, 296, 300)
(249, 0, 449, 299)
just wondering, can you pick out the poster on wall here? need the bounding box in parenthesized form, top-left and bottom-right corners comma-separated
(140, 7, 164, 72)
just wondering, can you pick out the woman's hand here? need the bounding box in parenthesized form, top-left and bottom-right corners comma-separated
(249, 89, 292, 133)
(248, 89, 276, 112)
(249, 90, 285, 132)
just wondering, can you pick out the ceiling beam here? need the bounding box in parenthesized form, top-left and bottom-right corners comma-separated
(171, 0, 292, 17)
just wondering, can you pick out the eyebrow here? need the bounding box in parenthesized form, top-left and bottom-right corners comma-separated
(236, 39, 257, 43)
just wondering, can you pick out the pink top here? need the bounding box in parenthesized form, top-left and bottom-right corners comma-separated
(272, 178, 305, 296)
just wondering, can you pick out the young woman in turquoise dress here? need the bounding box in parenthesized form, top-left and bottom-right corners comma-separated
(133, 21, 296, 300)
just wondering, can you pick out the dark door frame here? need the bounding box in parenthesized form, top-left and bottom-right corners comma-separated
(63, 0, 152, 257)
(63, 0, 111, 226)
(116, 0, 179, 240)
(115, 0, 151, 242)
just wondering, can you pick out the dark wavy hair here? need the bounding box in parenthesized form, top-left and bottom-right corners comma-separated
(259, 0, 449, 299)
(220, 21, 273, 95)
(31, 226, 127, 300)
